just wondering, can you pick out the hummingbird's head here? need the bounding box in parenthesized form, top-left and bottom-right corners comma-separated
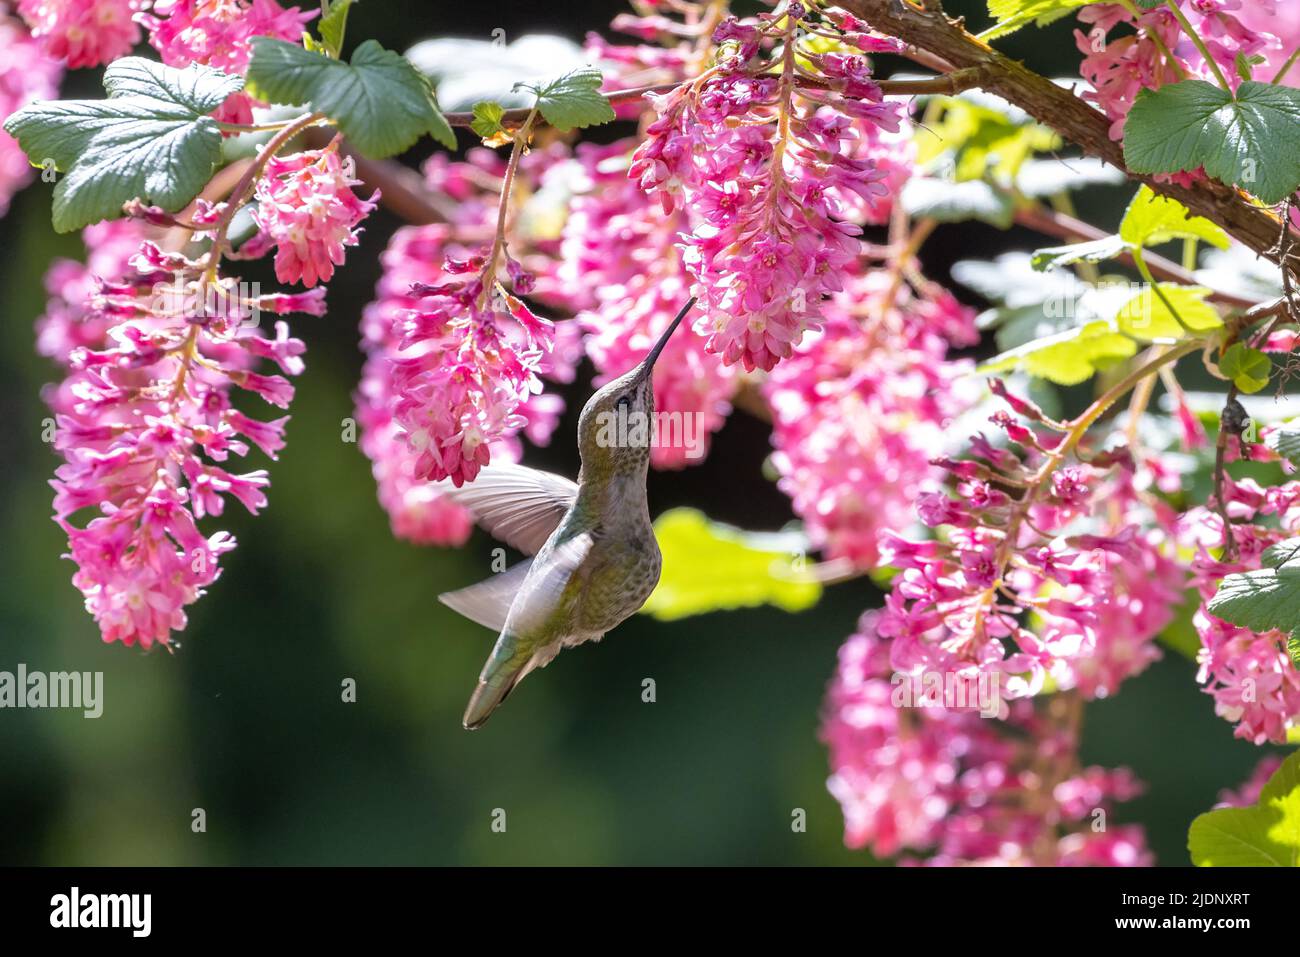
(576, 297, 697, 475)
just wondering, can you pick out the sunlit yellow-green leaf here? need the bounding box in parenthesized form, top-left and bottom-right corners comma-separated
(1189, 750, 1300, 866)
(977, 320, 1137, 386)
(642, 508, 821, 621)
(1119, 186, 1230, 250)
(1115, 284, 1222, 341)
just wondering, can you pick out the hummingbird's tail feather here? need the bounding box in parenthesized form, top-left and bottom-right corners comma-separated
(439, 560, 533, 633)
(462, 672, 522, 730)
(463, 638, 563, 729)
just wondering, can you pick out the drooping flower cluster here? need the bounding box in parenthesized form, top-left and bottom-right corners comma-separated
(43, 230, 321, 647)
(139, 0, 316, 123)
(0, 11, 61, 216)
(358, 222, 475, 546)
(359, 149, 568, 519)
(630, 4, 903, 371)
(17, 0, 139, 68)
(822, 613, 1152, 865)
(35, 218, 145, 367)
(554, 140, 737, 469)
(250, 146, 379, 288)
(1179, 476, 1300, 744)
(1076, 1, 1289, 141)
(874, 392, 1188, 702)
(764, 269, 979, 569)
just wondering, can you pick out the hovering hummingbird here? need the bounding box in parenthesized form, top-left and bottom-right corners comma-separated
(437, 297, 697, 729)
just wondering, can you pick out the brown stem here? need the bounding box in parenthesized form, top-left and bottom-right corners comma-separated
(1013, 205, 1257, 308)
(439, 71, 989, 130)
(838, 0, 1300, 270)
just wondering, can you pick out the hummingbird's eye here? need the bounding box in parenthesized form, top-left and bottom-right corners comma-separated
(616, 394, 632, 412)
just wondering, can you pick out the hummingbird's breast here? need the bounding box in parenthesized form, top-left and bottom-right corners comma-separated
(574, 475, 661, 634)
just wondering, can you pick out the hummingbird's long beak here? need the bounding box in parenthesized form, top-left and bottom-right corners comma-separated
(639, 296, 697, 378)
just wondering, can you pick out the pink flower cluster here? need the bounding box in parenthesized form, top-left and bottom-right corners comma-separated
(1076, 1, 1290, 141)
(822, 614, 1152, 865)
(1214, 754, 1283, 808)
(139, 0, 316, 123)
(630, 4, 902, 371)
(764, 270, 978, 569)
(555, 140, 736, 469)
(251, 147, 378, 288)
(18, 0, 138, 68)
(359, 150, 568, 532)
(1179, 477, 1300, 744)
(0, 12, 61, 216)
(875, 393, 1187, 702)
(41, 228, 322, 647)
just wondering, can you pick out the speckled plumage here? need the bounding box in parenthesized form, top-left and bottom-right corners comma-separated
(440, 299, 695, 729)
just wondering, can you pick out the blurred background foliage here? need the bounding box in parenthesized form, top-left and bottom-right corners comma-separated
(0, 0, 1285, 865)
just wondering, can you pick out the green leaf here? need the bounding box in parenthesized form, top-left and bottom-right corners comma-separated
(1115, 284, 1223, 341)
(245, 38, 455, 156)
(900, 176, 1015, 227)
(1119, 185, 1231, 250)
(517, 67, 614, 132)
(980, 0, 1092, 41)
(1219, 342, 1272, 393)
(1267, 419, 1300, 467)
(641, 508, 822, 621)
(978, 320, 1138, 386)
(1189, 750, 1300, 866)
(318, 0, 354, 58)
(1031, 235, 1129, 271)
(1208, 537, 1300, 646)
(1123, 79, 1300, 205)
(3, 57, 243, 233)
(915, 94, 1058, 180)
(470, 100, 506, 139)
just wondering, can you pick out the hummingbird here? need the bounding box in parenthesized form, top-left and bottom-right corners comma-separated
(437, 297, 697, 729)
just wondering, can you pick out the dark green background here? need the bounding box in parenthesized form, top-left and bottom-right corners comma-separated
(0, 0, 1281, 865)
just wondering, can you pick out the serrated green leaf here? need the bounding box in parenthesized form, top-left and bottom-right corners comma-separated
(1119, 185, 1231, 250)
(3, 58, 243, 232)
(1123, 79, 1300, 205)
(900, 176, 1015, 227)
(1267, 419, 1300, 467)
(641, 508, 821, 621)
(1220, 342, 1272, 393)
(518, 67, 614, 132)
(318, 0, 353, 57)
(470, 100, 505, 139)
(978, 320, 1138, 386)
(1115, 283, 1223, 341)
(1189, 751, 1300, 866)
(1031, 235, 1129, 271)
(100, 57, 243, 113)
(1208, 535, 1300, 641)
(246, 38, 455, 156)
(980, 0, 1092, 41)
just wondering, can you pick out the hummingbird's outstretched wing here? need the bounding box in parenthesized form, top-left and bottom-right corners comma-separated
(437, 463, 578, 555)
(463, 531, 595, 730)
(438, 559, 534, 633)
